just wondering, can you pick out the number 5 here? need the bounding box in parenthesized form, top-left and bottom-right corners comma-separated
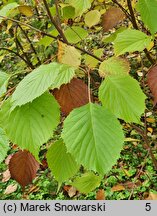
(145, 203, 151, 211)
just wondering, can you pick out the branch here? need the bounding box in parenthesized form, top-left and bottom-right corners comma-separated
(42, 0, 68, 43)
(111, 0, 132, 21)
(131, 123, 157, 171)
(0, 47, 29, 65)
(126, 0, 155, 64)
(0, 16, 103, 62)
(126, 0, 138, 29)
(54, 0, 62, 28)
(18, 24, 41, 65)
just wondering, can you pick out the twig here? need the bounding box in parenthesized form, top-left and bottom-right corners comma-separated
(18, 24, 41, 65)
(132, 123, 157, 171)
(111, 0, 132, 21)
(126, 0, 155, 64)
(42, 0, 68, 43)
(54, 0, 61, 27)
(0, 16, 103, 62)
(126, 0, 138, 29)
(128, 151, 149, 200)
(0, 47, 30, 65)
(143, 111, 157, 170)
(87, 68, 91, 103)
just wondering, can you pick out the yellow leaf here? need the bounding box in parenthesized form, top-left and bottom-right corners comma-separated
(146, 192, 157, 200)
(58, 41, 81, 68)
(6, 20, 13, 33)
(147, 41, 154, 51)
(122, 168, 131, 177)
(124, 138, 140, 142)
(18, 5, 33, 17)
(146, 117, 155, 123)
(111, 184, 125, 192)
(147, 127, 153, 133)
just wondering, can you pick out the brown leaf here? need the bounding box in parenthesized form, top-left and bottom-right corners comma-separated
(147, 65, 157, 105)
(40, 159, 48, 170)
(111, 184, 125, 192)
(102, 7, 125, 32)
(63, 185, 71, 192)
(4, 184, 18, 195)
(53, 78, 91, 115)
(96, 189, 105, 200)
(9, 150, 39, 188)
(123, 181, 135, 189)
(68, 186, 77, 198)
(63, 185, 77, 197)
(146, 192, 157, 200)
(2, 169, 11, 182)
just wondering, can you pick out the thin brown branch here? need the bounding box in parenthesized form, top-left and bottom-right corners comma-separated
(126, 0, 138, 29)
(87, 68, 91, 103)
(42, 0, 68, 43)
(18, 24, 41, 65)
(0, 16, 103, 63)
(0, 47, 30, 65)
(111, 0, 132, 21)
(126, 0, 155, 64)
(54, 0, 62, 28)
(131, 123, 157, 171)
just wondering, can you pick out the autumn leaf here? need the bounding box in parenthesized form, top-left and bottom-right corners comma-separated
(111, 184, 125, 192)
(2, 169, 11, 182)
(96, 189, 105, 200)
(147, 65, 157, 105)
(9, 150, 39, 188)
(102, 7, 125, 32)
(146, 192, 157, 200)
(58, 41, 81, 68)
(4, 184, 18, 195)
(53, 78, 91, 115)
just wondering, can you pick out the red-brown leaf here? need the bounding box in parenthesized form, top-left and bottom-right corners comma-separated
(102, 7, 125, 32)
(9, 150, 39, 188)
(147, 65, 157, 105)
(96, 189, 105, 200)
(53, 78, 91, 115)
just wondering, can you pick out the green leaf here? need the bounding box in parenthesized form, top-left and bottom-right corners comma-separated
(0, 127, 9, 163)
(71, 172, 101, 194)
(0, 70, 10, 97)
(99, 75, 146, 123)
(99, 57, 130, 77)
(62, 103, 124, 175)
(47, 140, 79, 183)
(64, 26, 88, 44)
(11, 62, 75, 107)
(114, 29, 152, 56)
(66, 0, 91, 16)
(0, 3, 19, 22)
(1, 93, 60, 160)
(84, 48, 103, 68)
(103, 27, 127, 43)
(136, 0, 157, 35)
(50, 64, 75, 89)
(38, 36, 54, 48)
(85, 10, 101, 28)
(62, 6, 75, 19)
